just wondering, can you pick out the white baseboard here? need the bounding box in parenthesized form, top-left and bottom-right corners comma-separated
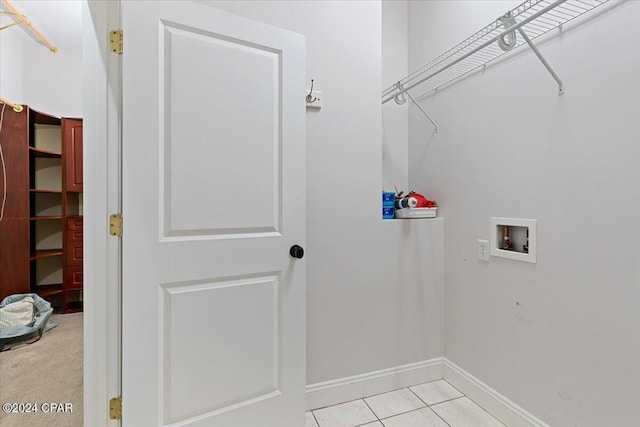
(443, 359, 550, 427)
(306, 358, 444, 411)
(306, 357, 548, 426)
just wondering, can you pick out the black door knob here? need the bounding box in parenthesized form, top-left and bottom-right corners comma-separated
(289, 245, 304, 259)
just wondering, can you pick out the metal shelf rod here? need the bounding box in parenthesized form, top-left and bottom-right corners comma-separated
(0, 97, 23, 112)
(0, 0, 57, 53)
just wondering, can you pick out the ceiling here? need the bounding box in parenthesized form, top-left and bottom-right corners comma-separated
(1, 0, 82, 49)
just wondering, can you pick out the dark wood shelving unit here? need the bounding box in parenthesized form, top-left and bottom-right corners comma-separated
(35, 284, 63, 298)
(65, 301, 83, 313)
(29, 147, 62, 158)
(0, 106, 83, 313)
(29, 216, 63, 221)
(30, 249, 63, 260)
(29, 189, 62, 193)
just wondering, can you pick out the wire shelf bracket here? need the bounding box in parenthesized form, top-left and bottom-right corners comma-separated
(517, 26, 564, 94)
(382, 0, 610, 109)
(393, 82, 439, 133)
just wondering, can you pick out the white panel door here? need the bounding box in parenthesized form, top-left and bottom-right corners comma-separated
(121, 2, 306, 426)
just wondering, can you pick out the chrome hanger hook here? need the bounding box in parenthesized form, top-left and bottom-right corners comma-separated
(306, 79, 318, 103)
(497, 11, 517, 51)
(394, 82, 407, 105)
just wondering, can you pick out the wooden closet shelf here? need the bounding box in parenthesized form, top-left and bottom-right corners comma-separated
(34, 284, 63, 298)
(29, 189, 62, 194)
(65, 283, 83, 292)
(29, 147, 62, 158)
(30, 249, 63, 260)
(30, 215, 63, 221)
(31, 110, 61, 126)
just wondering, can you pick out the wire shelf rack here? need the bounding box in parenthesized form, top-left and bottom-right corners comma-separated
(382, 0, 610, 105)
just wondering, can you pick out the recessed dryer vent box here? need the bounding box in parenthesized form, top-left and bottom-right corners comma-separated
(490, 217, 536, 263)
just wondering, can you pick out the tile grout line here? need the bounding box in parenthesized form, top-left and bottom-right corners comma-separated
(311, 380, 498, 427)
(312, 395, 375, 412)
(344, 378, 453, 407)
(356, 378, 445, 401)
(381, 406, 427, 420)
(441, 379, 505, 425)
(361, 398, 382, 425)
(311, 409, 320, 427)
(407, 386, 453, 427)
(431, 395, 505, 427)
(406, 385, 428, 407)
(378, 406, 441, 425)
(416, 379, 466, 405)
(429, 395, 467, 408)
(443, 380, 466, 399)
(361, 387, 430, 425)
(449, 395, 506, 427)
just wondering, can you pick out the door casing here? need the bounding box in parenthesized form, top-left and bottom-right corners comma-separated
(82, 1, 122, 425)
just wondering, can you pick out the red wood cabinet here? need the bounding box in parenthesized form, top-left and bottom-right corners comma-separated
(0, 219, 30, 299)
(0, 107, 83, 312)
(64, 217, 83, 303)
(63, 119, 83, 192)
(0, 108, 30, 300)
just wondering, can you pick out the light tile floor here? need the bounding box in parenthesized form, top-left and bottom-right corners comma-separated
(306, 380, 505, 427)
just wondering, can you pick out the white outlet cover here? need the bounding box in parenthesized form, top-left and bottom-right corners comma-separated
(478, 239, 489, 262)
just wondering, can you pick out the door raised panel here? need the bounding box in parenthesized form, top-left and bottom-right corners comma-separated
(161, 275, 279, 424)
(63, 119, 83, 192)
(160, 22, 281, 239)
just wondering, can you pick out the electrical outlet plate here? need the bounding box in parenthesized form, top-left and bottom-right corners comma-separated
(478, 239, 489, 262)
(306, 91, 322, 109)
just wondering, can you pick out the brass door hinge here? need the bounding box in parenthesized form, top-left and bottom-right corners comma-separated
(109, 30, 123, 54)
(109, 214, 123, 237)
(109, 396, 122, 420)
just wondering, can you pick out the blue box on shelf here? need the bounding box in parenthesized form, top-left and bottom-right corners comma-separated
(382, 191, 395, 219)
(382, 206, 395, 219)
(382, 191, 395, 206)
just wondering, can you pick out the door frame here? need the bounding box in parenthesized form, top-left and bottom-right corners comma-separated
(83, 1, 122, 425)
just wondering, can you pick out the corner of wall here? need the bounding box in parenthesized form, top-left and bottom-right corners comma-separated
(382, 0, 409, 191)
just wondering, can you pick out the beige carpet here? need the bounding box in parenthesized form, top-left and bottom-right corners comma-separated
(0, 313, 83, 427)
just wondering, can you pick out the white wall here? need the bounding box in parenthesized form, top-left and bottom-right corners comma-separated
(382, 0, 408, 192)
(0, 30, 81, 117)
(203, 0, 444, 388)
(21, 41, 82, 117)
(408, 1, 640, 425)
(0, 0, 82, 117)
(0, 29, 24, 103)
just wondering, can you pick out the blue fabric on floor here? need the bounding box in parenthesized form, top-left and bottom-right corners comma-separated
(0, 294, 54, 351)
(44, 321, 58, 332)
